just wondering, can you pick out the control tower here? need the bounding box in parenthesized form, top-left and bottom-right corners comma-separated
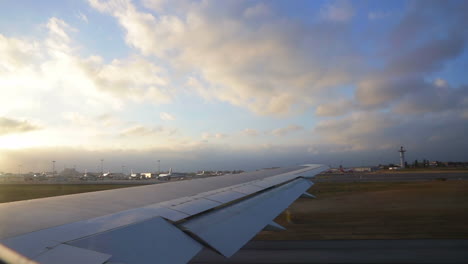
(398, 146, 406, 168)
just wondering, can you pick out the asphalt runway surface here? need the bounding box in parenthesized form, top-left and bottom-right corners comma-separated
(190, 240, 468, 263)
(315, 172, 468, 182)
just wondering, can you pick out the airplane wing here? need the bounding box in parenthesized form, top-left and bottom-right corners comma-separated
(0, 164, 327, 264)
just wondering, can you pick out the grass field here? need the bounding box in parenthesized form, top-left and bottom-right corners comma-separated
(255, 180, 468, 240)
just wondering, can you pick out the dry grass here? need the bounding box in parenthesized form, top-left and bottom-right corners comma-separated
(255, 181, 468, 240)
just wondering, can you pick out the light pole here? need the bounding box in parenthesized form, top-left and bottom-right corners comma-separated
(158, 160, 160, 174)
(52, 160, 56, 176)
(100, 159, 104, 176)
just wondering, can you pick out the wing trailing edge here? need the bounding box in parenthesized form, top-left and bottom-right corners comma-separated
(0, 164, 328, 264)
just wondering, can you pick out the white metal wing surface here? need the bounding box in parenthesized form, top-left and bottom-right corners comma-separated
(0, 164, 328, 264)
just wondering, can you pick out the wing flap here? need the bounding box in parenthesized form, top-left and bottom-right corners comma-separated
(34, 244, 111, 264)
(68, 216, 202, 264)
(181, 178, 313, 257)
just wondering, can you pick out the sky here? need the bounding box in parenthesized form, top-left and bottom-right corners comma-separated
(0, 0, 467, 173)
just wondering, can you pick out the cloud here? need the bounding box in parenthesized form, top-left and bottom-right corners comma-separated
(313, 110, 468, 154)
(0, 16, 172, 117)
(46, 17, 75, 44)
(393, 83, 468, 115)
(316, 99, 354, 117)
(82, 0, 468, 163)
(201, 132, 227, 140)
(62, 112, 123, 128)
(77, 12, 89, 23)
(243, 3, 271, 18)
(0, 34, 39, 71)
(320, 0, 355, 22)
(0, 117, 39, 136)
(314, 112, 397, 150)
(271, 125, 303, 137)
(62, 112, 90, 125)
(120, 125, 176, 137)
(355, 77, 426, 108)
(386, 36, 466, 77)
(88, 0, 363, 115)
(349, 2, 468, 117)
(242, 128, 258, 137)
(386, 1, 466, 51)
(214, 133, 227, 139)
(160, 112, 175, 121)
(1, 0, 467, 167)
(368, 11, 390, 20)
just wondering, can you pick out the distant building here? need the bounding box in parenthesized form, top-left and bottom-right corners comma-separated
(352, 167, 377, 172)
(398, 146, 406, 169)
(60, 168, 80, 177)
(140, 172, 155, 179)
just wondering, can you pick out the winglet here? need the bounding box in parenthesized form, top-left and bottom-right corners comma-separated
(300, 192, 316, 199)
(263, 221, 286, 231)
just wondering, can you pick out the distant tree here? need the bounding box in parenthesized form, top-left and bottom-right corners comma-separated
(404, 161, 408, 168)
(414, 160, 419, 167)
(423, 159, 429, 167)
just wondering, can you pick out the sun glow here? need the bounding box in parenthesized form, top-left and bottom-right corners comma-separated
(0, 134, 46, 149)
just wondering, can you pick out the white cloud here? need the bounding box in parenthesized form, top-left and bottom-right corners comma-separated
(271, 125, 303, 137)
(320, 0, 355, 22)
(120, 125, 176, 137)
(202, 132, 227, 140)
(434, 78, 448, 88)
(160, 112, 175, 121)
(95, 57, 171, 104)
(215, 133, 227, 139)
(77, 12, 89, 23)
(62, 112, 90, 125)
(242, 128, 258, 137)
(0, 34, 40, 71)
(0, 16, 172, 117)
(88, 0, 362, 115)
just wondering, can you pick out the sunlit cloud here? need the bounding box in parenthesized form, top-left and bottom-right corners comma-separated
(0, 117, 40, 136)
(241, 129, 258, 137)
(271, 125, 303, 137)
(160, 112, 175, 121)
(120, 125, 176, 137)
(201, 132, 228, 140)
(89, 0, 363, 115)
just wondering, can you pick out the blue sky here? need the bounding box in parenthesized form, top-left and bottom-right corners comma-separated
(0, 0, 467, 172)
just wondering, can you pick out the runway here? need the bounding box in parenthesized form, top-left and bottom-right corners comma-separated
(315, 172, 468, 182)
(190, 240, 468, 263)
